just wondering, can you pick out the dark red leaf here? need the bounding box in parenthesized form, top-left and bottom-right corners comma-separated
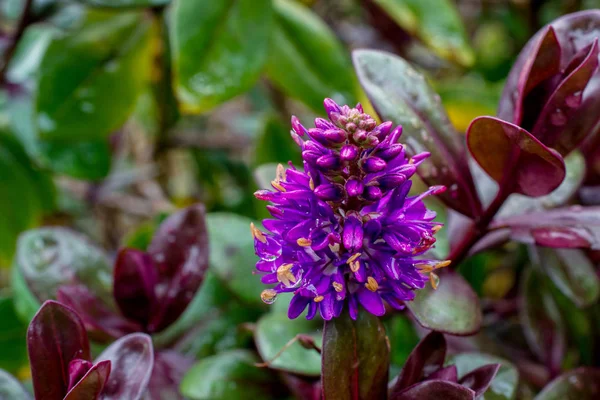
(27, 300, 91, 400)
(57, 284, 141, 342)
(533, 39, 599, 154)
(113, 249, 158, 326)
(322, 310, 389, 400)
(498, 26, 561, 125)
(282, 374, 321, 400)
(146, 204, 209, 333)
(458, 364, 501, 398)
(143, 350, 193, 400)
(68, 359, 94, 391)
(64, 361, 111, 400)
(390, 380, 475, 400)
(391, 331, 446, 392)
(96, 333, 154, 400)
(492, 206, 600, 249)
(467, 116, 566, 197)
(428, 366, 458, 383)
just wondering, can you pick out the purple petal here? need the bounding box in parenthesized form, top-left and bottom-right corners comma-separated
(356, 289, 385, 316)
(288, 295, 310, 319)
(343, 216, 364, 252)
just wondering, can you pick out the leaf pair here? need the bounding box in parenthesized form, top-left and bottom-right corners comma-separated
(389, 332, 500, 400)
(58, 204, 209, 338)
(2, 300, 153, 400)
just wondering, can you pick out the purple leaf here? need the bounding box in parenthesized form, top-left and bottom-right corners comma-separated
(143, 350, 193, 400)
(96, 333, 154, 400)
(322, 310, 389, 400)
(146, 204, 209, 333)
(391, 331, 446, 392)
(64, 360, 111, 400)
(428, 366, 458, 383)
(390, 380, 475, 400)
(57, 284, 141, 342)
(113, 249, 158, 326)
(352, 49, 483, 218)
(491, 206, 600, 249)
(27, 300, 91, 400)
(282, 374, 321, 400)
(467, 116, 566, 197)
(498, 26, 561, 126)
(535, 367, 600, 399)
(68, 359, 94, 390)
(458, 364, 501, 398)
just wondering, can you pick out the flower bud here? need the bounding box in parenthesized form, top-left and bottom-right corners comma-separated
(345, 179, 364, 197)
(371, 121, 392, 139)
(302, 150, 322, 164)
(308, 128, 346, 145)
(361, 157, 387, 173)
(291, 116, 306, 136)
(352, 129, 367, 142)
(316, 154, 341, 169)
(324, 98, 341, 118)
(377, 143, 404, 160)
(363, 186, 382, 201)
(314, 118, 335, 130)
(340, 144, 359, 161)
(314, 184, 344, 201)
(378, 174, 407, 189)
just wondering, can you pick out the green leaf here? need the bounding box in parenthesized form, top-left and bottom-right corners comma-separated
(405, 272, 482, 335)
(535, 368, 600, 400)
(206, 213, 265, 308)
(253, 163, 279, 191)
(447, 353, 519, 400)
(385, 314, 419, 367)
(266, 0, 357, 112)
(0, 297, 28, 374)
(171, 0, 272, 113)
(11, 264, 41, 323)
(254, 312, 322, 377)
(0, 133, 52, 266)
(77, 0, 170, 7)
(519, 267, 565, 371)
(322, 311, 389, 400)
(0, 370, 31, 400)
(254, 116, 301, 167)
(536, 248, 600, 308)
(353, 49, 482, 219)
(12, 227, 113, 320)
(180, 350, 276, 400)
(372, 0, 474, 66)
(36, 9, 156, 140)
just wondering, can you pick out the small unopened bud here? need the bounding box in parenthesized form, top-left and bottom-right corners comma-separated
(308, 128, 346, 145)
(353, 129, 367, 142)
(363, 186, 382, 201)
(378, 143, 404, 160)
(340, 144, 359, 161)
(345, 179, 364, 197)
(378, 173, 407, 189)
(361, 157, 387, 173)
(389, 126, 403, 143)
(291, 116, 306, 136)
(314, 118, 335, 130)
(316, 154, 340, 169)
(324, 98, 341, 118)
(371, 121, 392, 139)
(314, 184, 344, 201)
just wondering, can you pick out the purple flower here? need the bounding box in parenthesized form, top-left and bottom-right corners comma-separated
(252, 99, 448, 320)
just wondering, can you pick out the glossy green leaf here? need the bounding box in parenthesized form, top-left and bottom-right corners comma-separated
(206, 213, 265, 308)
(519, 267, 565, 372)
(12, 227, 113, 320)
(254, 116, 301, 167)
(322, 311, 389, 400)
(172, 0, 272, 113)
(11, 263, 41, 323)
(406, 272, 482, 335)
(372, 0, 474, 66)
(536, 248, 599, 308)
(0, 297, 28, 374)
(255, 312, 322, 377)
(448, 353, 519, 400)
(535, 368, 600, 400)
(266, 0, 357, 112)
(36, 9, 156, 140)
(0, 370, 31, 400)
(77, 0, 170, 7)
(353, 49, 482, 218)
(180, 350, 276, 400)
(0, 134, 50, 266)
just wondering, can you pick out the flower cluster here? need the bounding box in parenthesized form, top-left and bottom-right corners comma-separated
(252, 99, 448, 320)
